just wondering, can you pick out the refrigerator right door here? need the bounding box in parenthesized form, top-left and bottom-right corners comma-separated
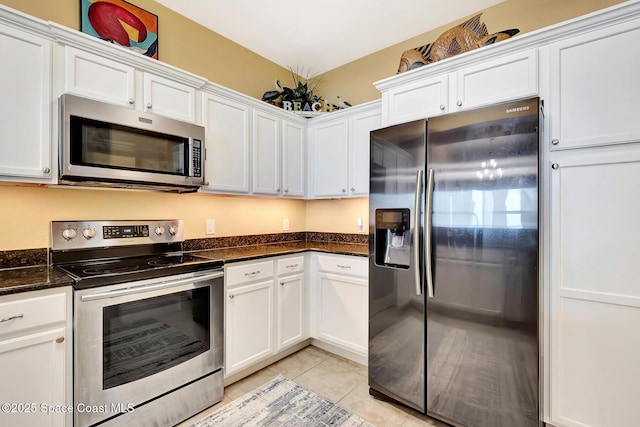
(425, 97, 540, 427)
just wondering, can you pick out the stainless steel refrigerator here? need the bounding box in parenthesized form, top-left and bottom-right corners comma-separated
(368, 97, 540, 427)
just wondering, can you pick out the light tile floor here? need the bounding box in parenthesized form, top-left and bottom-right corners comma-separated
(179, 345, 448, 427)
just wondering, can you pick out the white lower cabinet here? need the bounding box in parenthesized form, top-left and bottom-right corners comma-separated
(547, 145, 640, 427)
(311, 253, 368, 358)
(224, 255, 306, 377)
(0, 287, 72, 427)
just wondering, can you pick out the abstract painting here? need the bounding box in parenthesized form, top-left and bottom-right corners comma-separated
(80, 0, 158, 60)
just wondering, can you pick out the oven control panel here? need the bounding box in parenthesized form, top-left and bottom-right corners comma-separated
(51, 220, 184, 250)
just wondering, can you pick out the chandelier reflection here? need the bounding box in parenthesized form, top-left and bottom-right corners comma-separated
(476, 158, 503, 181)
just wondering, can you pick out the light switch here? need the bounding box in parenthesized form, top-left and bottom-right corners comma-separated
(206, 219, 215, 235)
(283, 218, 290, 231)
(357, 217, 364, 232)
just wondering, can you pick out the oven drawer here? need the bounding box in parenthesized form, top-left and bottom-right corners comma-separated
(277, 256, 304, 275)
(0, 292, 67, 337)
(226, 260, 274, 286)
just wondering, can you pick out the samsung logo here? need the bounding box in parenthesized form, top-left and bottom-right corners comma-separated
(139, 117, 153, 124)
(506, 106, 530, 113)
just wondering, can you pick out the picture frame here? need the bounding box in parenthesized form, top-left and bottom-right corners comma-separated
(80, 0, 158, 60)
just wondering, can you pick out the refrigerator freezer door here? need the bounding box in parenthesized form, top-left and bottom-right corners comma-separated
(425, 97, 540, 426)
(369, 119, 426, 412)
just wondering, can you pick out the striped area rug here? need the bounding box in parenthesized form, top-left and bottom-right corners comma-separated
(191, 375, 377, 427)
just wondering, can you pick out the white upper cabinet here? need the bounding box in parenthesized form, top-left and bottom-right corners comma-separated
(377, 48, 538, 126)
(202, 92, 251, 194)
(349, 107, 382, 196)
(308, 117, 349, 198)
(307, 100, 381, 198)
(547, 18, 640, 150)
(252, 109, 281, 196)
(281, 119, 306, 197)
(0, 16, 53, 183)
(62, 46, 201, 122)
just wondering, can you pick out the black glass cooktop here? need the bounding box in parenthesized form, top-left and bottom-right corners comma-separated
(56, 254, 222, 289)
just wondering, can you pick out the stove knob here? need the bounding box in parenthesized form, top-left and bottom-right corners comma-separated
(62, 228, 77, 240)
(82, 228, 96, 240)
(169, 226, 177, 236)
(155, 226, 165, 236)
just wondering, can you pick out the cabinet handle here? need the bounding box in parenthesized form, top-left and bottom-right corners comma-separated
(552, 138, 560, 145)
(439, 104, 445, 111)
(337, 264, 352, 269)
(56, 337, 65, 344)
(276, 188, 281, 192)
(128, 98, 135, 105)
(351, 187, 355, 192)
(286, 264, 299, 269)
(456, 100, 463, 107)
(280, 282, 285, 286)
(229, 294, 235, 299)
(146, 103, 153, 109)
(42, 167, 50, 174)
(284, 189, 289, 193)
(244, 270, 261, 277)
(552, 163, 559, 170)
(0, 314, 23, 323)
(342, 189, 346, 193)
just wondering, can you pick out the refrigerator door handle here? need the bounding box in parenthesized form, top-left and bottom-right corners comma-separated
(414, 169, 423, 296)
(425, 168, 435, 298)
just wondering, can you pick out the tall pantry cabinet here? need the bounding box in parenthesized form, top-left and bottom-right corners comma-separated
(541, 8, 640, 427)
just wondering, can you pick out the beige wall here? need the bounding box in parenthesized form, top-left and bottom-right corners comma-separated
(0, 0, 626, 250)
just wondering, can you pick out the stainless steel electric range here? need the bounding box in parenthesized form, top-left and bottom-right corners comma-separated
(50, 220, 224, 427)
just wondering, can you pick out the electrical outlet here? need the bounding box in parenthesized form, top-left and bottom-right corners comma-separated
(206, 219, 215, 235)
(283, 218, 290, 231)
(357, 217, 365, 232)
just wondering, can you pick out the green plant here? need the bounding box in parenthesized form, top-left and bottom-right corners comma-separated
(281, 66, 323, 104)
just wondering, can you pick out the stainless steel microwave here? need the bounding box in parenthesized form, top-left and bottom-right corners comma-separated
(59, 94, 205, 192)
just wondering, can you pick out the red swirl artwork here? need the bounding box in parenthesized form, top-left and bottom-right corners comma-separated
(80, 0, 158, 60)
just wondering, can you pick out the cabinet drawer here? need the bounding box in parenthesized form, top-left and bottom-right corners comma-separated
(316, 255, 368, 278)
(277, 256, 304, 275)
(226, 260, 274, 286)
(0, 292, 67, 337)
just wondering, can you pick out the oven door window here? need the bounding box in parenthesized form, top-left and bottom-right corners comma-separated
(102, 287, 210, 389)
(71, 116, 188, 175)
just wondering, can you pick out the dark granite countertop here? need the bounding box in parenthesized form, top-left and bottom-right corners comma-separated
(191, 241, 368, 263)
(0, 240, 367, 296)
(0, 265, 74, 296)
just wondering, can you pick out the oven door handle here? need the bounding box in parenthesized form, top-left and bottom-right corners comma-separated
(80, 270, 224, 302)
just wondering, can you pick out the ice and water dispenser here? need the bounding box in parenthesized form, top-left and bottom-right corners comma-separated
(375, 208, 411, 269)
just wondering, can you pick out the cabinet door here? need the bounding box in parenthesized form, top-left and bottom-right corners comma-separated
(384, 74, 448, 125)
(252, 109, 281, 195)
(143, 72, 196, 122)
(317, 272, 368, 355)
(202, 93, 250, 193)
(310, 119, 349, 197)
(0, 25, 52, 181)
(548, 146, 640, 427)
(548, 20, 640, 150)
(276, 273, 305, 350)
(64, 46, 135, 107)
(0, 328, 66, 427)
(282, 119, 305, 197)
(225, 280, 274, 375)
(349, 108, 381, 196)
(451, 49, 538, 112)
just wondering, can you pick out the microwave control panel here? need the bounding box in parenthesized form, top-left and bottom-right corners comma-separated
(192, 139, 202, 178)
